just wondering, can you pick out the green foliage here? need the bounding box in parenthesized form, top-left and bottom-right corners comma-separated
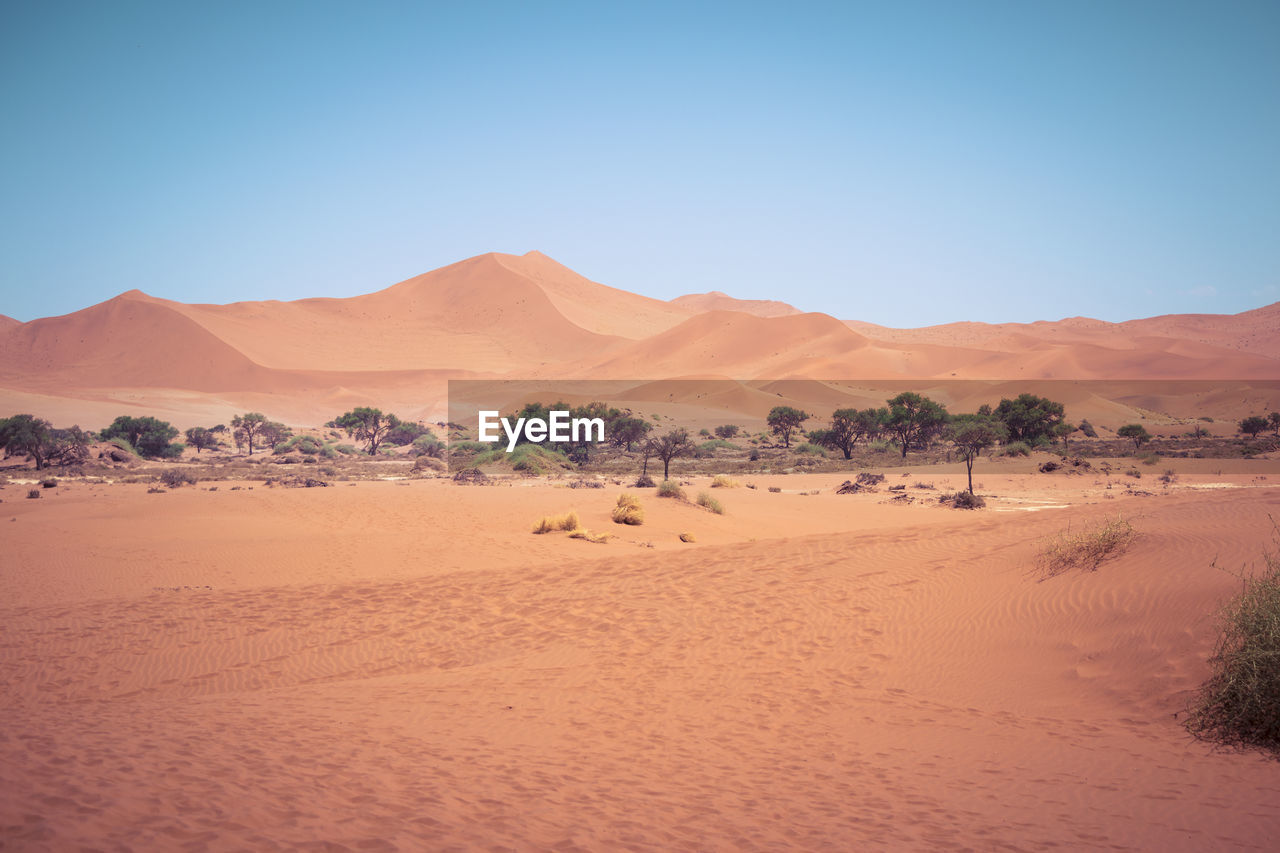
(101, 415, 181, 459)
(274, 434, 325, 455)
(1185, 528, 1280, 757)
(792, 442, 827, 456)
(333, 407, 401, 454)
(818, 407, 888, 459)
(384, 421, 434, 446)
(713, 424, 740, 439)
(1117, 423, 1152, 451)
(1002, 441, 1031, 457)
(948, 414, 1007, 494)
(994, 394, 1066, 444)
(1078, 419, 1098, 438)
(696, 439, 736, 456)
(184, 426, 219, 454)
(766, 406, 810, 448)
(885, 392, 949, 459)
(609, 416, 652, 451)
(158, 469, 197, 488)
(1239, 415, 1269, 438)
(1, 416, 92, 470)
(411, 435, 446, 458)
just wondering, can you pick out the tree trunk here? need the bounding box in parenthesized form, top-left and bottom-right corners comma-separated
(663, 458, 670, 480)
(966, 456, 974, 495)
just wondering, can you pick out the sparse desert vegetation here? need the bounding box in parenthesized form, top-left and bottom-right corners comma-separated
(611, 493, 644, 525)
(532, 511, 580, 534)
(1037, 516, 1137, 578)
(696, 492, 724, 514)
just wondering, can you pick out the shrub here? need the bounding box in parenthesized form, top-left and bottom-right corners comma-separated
(633, 475, 656, 488)
(679, 532, 696, 543)
(27, 489, 40, 499)
(611, 493, 644, 525)
(334, 444, 360, 455)
(1002, 441, 1031, 457)
(568, 529, 612, 544)
(696, 492, 724, 514)
(40, 478, 57, 488)
(1184, 530, 1280, 756)
(1125, 468, 1142, 478)
(792, 442, 827, 456)
(714, 424, 739, 439)
(1159, 469, 1178, 484)
(696, 439, 736, 456)
(1037, 516, 1136, 578)
(159, 469, 197, 488)
(532, 511, 580, 534)
(768, 486, 782, 493)
(275, 434, 324, 456)
(939, 491, 985, 509)
(411, 435, 446, 458)
(711, 474, 739, 488)
(1140, 452, 1160, 466)
(656, 480, 686, 500)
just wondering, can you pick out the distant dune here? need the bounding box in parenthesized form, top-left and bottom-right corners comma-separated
(0, 250, 1276, 425)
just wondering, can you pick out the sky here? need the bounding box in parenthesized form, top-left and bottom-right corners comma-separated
(2, 0, 1278, 326)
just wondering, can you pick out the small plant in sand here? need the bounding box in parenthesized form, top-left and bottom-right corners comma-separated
(568, 529, 612, 544)
(679, 532, 696, 543)
(26, 489, 40, 499)
(532, 511, 580, 534)
(633, 475, 656, 488)
(940, 491, 986, 509)
(159, 469, 197, 489)
(1037, 516, 1136, 578)
(696, 492, 724, 514)
(656, 480, 686, 500)
(611, 493, 645, 525)
(1185, 524, 1280, 758)
(711, 474, 739, 488)
(40, 478, 57, 488)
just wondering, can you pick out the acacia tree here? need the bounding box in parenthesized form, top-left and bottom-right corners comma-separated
(1269, 412, 1280, 436)
(646, 428, 694, 480)
(885, 392, 949, 459)
(101, 415, 181, 458)
(0, 414, 52, 469)
(949, 415, 1006, 496)
(1117, 423, 1151, 452)
(334, 407, 401, 455)
(994, 394, 1066, 444)
(1239, 416, 1269, 438)
(231, 413, 268, 455)
(184, 427, 218, 454)
(609, 416, 651, 452)
(767, 406, 810, 448)
(821, 407, 887, 459)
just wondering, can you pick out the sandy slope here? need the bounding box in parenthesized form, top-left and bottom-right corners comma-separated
(1, 251, 1276, 427)
(2, 476, 1278, 850)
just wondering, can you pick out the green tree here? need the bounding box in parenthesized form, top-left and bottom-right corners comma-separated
(334, 407, 400, 455)
(259, 420, 293, 451)
(1117, 423, 1151, 452)
(646, 428, 694, 480)
(885, 393, 949, 459)
(949, 415, 1006, 496)
(231, 413, 269, 455)
(0, 414, 53, 469)
(713, 424, 740, 440)
(102, 415, 181, 458)
(820, 407, 888, 459)
(184, 427, 218, 454)
(610, 416, 652, 452)
(1269, 412, 1280, 436)
(1239, 416, 1269, 438)
(1052, 421, 1078, 451)
(767, 406, 810, 448)
(994, 394, 1066, 444)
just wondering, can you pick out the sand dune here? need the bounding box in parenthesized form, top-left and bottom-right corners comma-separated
(1, 250, 1277, 427)
(3, 475, 1279, 849)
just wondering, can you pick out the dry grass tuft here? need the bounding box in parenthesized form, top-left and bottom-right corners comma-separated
(1037, 516, 1136, 578)
(679, 532, 696, 543)
(611, 493, 645, 525)
(569, 529, 612, 544)
(656, 480, 686, 500)
(532, 511, 580, 534)
(711, 474, 740, 488)
(696, 492, 724, 515)
(1185, 522, 1280, 757)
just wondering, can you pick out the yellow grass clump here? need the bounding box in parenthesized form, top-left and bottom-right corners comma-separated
(696, 492, 724, 515)
(532, 511, 580, 534)
(569, 529, 612, 544)
(656, 480, 686, 500)
(679, 532, 696, 543)
(611, 493, 645, 525)
(1037, 516, 1136, 578)
(711, 474, 740, 488)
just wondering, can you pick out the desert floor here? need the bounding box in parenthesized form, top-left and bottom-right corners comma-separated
(3, 465, 1279, 850)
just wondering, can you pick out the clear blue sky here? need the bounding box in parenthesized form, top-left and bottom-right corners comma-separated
(2, 1, 1277, 326)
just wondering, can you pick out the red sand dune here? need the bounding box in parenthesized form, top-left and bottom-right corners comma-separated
(1, 250, 1277, 426)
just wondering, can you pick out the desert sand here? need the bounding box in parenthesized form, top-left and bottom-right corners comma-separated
(3, 251, 1280, 849)
(2, 469, 1280, 850)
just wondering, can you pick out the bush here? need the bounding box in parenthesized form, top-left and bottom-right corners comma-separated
(633, 475, 656, 488)
(159, 469, 196, 488)
(40, 478, 57, 488)
(1002, 441, 1031, 457)
(714, 424, 739, 439)
(532, 511, 580, 534)
(1185, 530, 1280, 757)
(27, 489, 40, 499)
(275, 434, 325, 456)
(1125, 468, 1142, 478)
(792, 442, 827, 456)
(334, 444, 360, 456)
(1140, 452, 1160, 466)
(611, 493, 644, 525)
(656, 480, 686, 500)
(940, 491, 985, 509)
(679, 532, 696, 543)
(696, 492, 724, 514)
(1037, 516, 1136, 578)
(768, 486, 781, 493)
(411, 435, 446, 458)
(568, 529, 612, 544)
(711, 474, 739, 488)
